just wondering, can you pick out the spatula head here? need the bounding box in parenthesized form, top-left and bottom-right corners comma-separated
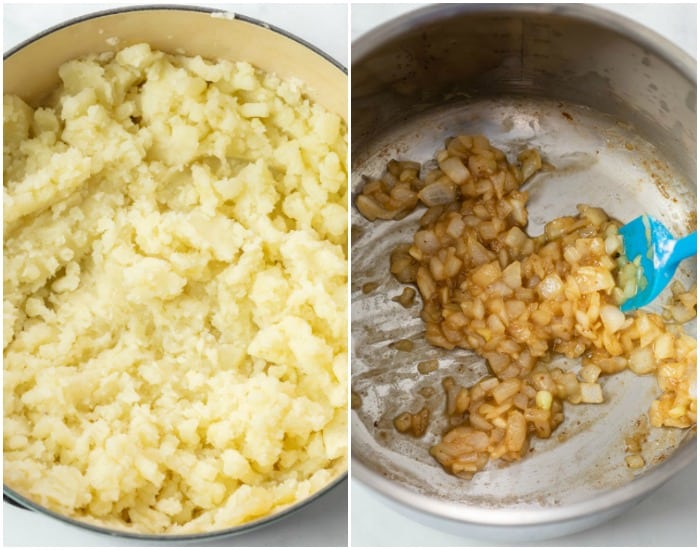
(619, 215, 675, 312)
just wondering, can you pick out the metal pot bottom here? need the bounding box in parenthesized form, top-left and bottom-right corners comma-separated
(350, 95, 696, 539)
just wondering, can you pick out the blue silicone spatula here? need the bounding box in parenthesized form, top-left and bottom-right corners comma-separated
(619, 214, 697, 312)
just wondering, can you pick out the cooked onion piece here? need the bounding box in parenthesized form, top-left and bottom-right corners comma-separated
(392, 287, 417, 308)
(394, 408, 430, 437)
(362, 281, 380, 294)
(356, 134, 697, 477)
(417, 359, 439, 375)
(390, 339, 415, 352)
(432, 371, 566, 477)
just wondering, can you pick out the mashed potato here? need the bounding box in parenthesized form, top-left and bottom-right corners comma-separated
(3, 43, 347, 534)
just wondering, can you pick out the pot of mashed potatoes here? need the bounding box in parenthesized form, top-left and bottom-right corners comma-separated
(3, 6, 347, 538)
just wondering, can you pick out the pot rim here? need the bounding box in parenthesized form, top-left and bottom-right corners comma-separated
(3, 3, 347, 542)
(352, 436, 695, 527)
(4, 3, 346, 75)
(4, 473, 347, 542)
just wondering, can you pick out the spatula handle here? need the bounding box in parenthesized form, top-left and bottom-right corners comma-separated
(668, 231, 697, 266)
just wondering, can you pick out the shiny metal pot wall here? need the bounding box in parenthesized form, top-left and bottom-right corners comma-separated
(352, 3, 695, 177)
(351, 4, 696, 542)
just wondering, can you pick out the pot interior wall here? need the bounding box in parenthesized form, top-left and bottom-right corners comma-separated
(5, 7, 346, 120)
(352, 5, 695, 180)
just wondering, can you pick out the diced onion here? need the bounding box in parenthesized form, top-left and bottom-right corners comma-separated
(600, 304, 626, 333)
(629, 347, 655, 375)
(418, 180, 456, 206)
(535, 390, 553, 410)
(580, 382, 604, 404)
(356, 133, 696, 479)
(439, 156, 470, 184)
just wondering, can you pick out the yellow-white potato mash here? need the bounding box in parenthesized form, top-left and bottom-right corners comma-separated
(3, 43, 347, 534)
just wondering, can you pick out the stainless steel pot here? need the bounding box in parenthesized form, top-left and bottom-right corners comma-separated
(351, 4, 696, 542)
(4, 4, 347, 543)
